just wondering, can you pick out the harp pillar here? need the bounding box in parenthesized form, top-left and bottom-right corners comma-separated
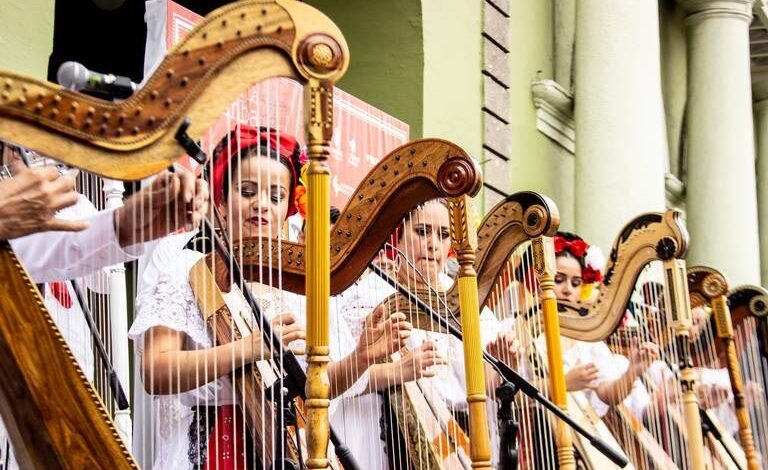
(681, 0, 761, 286)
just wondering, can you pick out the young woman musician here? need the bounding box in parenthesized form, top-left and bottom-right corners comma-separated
(129, 125, 408, 469)
(551, 232, 659, 419)
(331, 199, 520, 468)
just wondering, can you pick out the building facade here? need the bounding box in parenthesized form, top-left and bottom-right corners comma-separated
(1, 0, 764, 287)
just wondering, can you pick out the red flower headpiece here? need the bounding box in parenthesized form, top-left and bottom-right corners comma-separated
(554, 236, 588, 259)
(211, 125, 307, 217)
(554, 233, 603, 285)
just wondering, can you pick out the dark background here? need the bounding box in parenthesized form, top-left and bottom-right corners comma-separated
(47, 0, 234, 84)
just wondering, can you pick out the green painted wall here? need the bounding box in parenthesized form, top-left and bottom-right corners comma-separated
(307, 0, 424, 138)
(507, 0, 572, 228)
(0, 0, 54, 79)
(421, 0, 483, 160)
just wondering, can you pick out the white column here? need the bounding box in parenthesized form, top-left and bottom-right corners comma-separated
(681, 0, 761, 286)
(103, 178, 132, 447)
(574, 0, 668, 253)
(754, 81, 768, 288)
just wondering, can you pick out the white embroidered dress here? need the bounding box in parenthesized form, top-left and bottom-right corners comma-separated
(129, 234, 364, 469)
(330, 271, 499, 469)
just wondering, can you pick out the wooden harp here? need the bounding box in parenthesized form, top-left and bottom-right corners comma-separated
(0, 1, 348, 468)
(687, 266, 760, 470)
(223, 138, 493, 468)
(555, 211, 711, 470)
(375, 191, 576, 468)
(195, 138, 482, 468)
(727, 285, 768, 467)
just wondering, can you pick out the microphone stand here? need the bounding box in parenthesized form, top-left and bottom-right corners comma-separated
(369, 264, 629, 468)
(70, 279, 130, 410)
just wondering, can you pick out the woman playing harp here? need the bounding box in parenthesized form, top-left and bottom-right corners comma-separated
(332, 199, 520, 468)
(547, 232, 660, 421)
(490, 231, 658, 469)
(130, 125, 409, 469)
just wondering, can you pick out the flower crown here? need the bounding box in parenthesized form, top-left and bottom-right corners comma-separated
(553, 233, 604, 285)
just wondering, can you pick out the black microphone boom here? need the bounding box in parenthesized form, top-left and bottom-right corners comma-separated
(56, 61, 138, 99)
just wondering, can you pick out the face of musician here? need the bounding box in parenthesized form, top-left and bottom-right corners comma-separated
(397, 201, 451, 287)
(219, 153, 292, 241)
(554, 252, 583, 303)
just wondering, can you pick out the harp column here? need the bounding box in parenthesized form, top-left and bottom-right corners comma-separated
(574, 0, 667, 253)
(680, 0, 761, 286)
(755, 81, 768, 289)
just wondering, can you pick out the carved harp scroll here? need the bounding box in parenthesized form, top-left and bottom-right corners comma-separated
(0, 1, 349, 468)
(0, 0, 348, 180)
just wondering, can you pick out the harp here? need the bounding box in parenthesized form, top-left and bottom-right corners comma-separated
(727, 285, 768, 467)
(0, 1, 348, 468)
(189, 138, 483, 469)
(373, 192, 586, 468)
(687, 266, 760, 470)
(229, 138, 492, 469)
(555, 211, 711, 470)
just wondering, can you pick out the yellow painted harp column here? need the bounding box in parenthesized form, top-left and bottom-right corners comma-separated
(533, 236, 576, 469)
(448, 195, 492, 469)
(304, 75, 333, 469)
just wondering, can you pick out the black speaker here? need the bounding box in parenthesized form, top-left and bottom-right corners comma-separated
(47, 0, 146, 84)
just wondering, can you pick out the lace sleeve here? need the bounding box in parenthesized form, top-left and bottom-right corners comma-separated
(128, 273, 212, 356)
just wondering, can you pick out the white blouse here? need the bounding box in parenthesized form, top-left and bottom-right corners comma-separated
(330, 271, 499, 469)
(129, 234, 365, 469)
(558, 339, 651, 419)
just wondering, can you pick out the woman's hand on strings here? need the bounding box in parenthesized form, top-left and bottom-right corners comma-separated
(115, 167, 209, 247)
(0, 162, 87, 240)
(565, 362, 599, 391)
(356, 304, 412, 362)
(271, 312, 306, 355)
(627, 341, 660, 375)
(486, 332, 523, 370)
(395, 341, 447, 383)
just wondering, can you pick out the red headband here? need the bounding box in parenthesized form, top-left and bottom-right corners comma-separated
(553, 234, 602, 284)
(211, 125, 306, 217)
(554, 236, 588, 259)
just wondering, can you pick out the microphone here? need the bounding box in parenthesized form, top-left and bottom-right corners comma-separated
(56, 61, 138, 99)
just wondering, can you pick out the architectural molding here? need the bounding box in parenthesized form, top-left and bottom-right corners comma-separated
(531, 79, 575, 153)
(679, 0, 753, 23)
(665, 172, 685, 204)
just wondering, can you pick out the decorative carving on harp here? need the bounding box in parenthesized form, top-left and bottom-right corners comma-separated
(0, 1, 348, 468)
(687, 266, 760, 470)
(228, 138, 489, 468)
(554, 210, 715, 470)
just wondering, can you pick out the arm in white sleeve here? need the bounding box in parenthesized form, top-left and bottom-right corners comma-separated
(10, 208, 143, 283)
